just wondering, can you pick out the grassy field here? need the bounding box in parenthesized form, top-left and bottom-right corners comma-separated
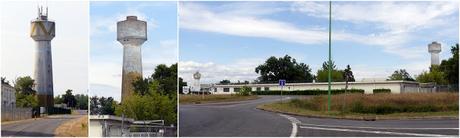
(258, 92, 458, 120)
(179, 94, 259, 104)
(54, 115, 88, 137)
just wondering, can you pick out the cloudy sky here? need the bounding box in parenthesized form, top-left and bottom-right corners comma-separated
(1, 1, 89, 96)
(90, 1, 177, 101)
(179, 1, 459, 84)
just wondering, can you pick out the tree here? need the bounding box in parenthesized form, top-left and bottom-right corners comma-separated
(90, 96, 99, 115)
(219, 80, 231, 84)
(316, 61, 345, 82)
(14, 76, 38, 108)
(152, 63, 177, 96)
(179, 77, 187, 94)
(255, 55, 314, 83)
(62, 89, 77, 108)
(94, 96, 117, 115)
(237, 86, 252, 96)
(388, 69, 415, 81)
(119, 63, 177, 125)
(14, 76, 36, 95)
(439, 44, 459, 84)
(54, 95, 64, 104)
(343, 65, 355, 82)
(1, 77, 9, 85)
(416, 65, 448, 85)
(75, 94, 88, 110)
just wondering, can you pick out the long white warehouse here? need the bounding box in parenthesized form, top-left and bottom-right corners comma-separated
(205, 80, 435, 94)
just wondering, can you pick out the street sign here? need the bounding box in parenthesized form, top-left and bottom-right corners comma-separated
(279, 80, 286, 86)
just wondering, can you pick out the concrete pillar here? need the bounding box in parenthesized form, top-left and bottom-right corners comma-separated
(30, 8, 55, 110)
(117, 16, 147, 102)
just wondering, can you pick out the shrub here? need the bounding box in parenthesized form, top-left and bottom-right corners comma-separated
(252, 89, 364, 95)
(237, 86, 252, 96)
(373, 88, 391, 94)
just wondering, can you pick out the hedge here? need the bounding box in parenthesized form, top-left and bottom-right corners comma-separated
(252, 89, 364, 95)
(373, 88, 391, 94)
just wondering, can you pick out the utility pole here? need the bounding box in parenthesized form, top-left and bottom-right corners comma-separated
(327, 1, 332, 112)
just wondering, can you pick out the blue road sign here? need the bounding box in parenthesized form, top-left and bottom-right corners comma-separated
(279, 80, 286, 86)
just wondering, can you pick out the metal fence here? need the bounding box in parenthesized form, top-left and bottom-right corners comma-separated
(403, 83, 459, 93)
(1, 106, 33, 121)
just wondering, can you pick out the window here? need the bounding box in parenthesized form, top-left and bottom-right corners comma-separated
(264, 87, 270, 91)
(223, 88, 230, 92)
(256, 87, 261, 91)
(234, 88, 241, 92)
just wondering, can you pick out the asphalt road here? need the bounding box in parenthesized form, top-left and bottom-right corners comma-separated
(1, 114, 83, 137)
(179, 95, 459, 137)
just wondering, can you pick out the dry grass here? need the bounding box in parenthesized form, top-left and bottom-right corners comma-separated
(179, 94, 259, 104)
(258, 92, 459, 120)
(54, 115, 88, 137)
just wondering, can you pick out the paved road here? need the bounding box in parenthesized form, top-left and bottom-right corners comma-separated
(179, 96, 459, 137)
(1, 114, 83, 137)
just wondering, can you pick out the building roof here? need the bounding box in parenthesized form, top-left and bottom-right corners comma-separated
(89, 115, 135, 123)
(213, 80, 419, 87)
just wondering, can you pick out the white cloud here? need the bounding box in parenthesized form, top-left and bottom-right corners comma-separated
(1, 1, 89, 96)
(180, 2, 458, 59)
(179, 59, 262, 84)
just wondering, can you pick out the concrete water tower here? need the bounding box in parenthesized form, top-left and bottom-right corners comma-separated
(428, 41, 442, 65)
(31, 6, 55, 110)
(117, 16, 147, 102)
(192, 71, 201, 92)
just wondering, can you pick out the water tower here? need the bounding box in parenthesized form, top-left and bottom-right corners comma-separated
(117, 16, 147, 102)
(428, 41, 441, 65)
(31, 6, 55, 110)
(192, 71, 201, 92)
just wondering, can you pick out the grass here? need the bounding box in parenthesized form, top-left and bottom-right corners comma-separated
(258, 92, 458, 120)
(54, 115, 88, 137)
(179, 94, 259, 104)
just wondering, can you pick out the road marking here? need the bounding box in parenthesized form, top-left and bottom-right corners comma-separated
(279, 114, 300, 137)
(300, 123, 459, 130)
(299, 126, 455, 137)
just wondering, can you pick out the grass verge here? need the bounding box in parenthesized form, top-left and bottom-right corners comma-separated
(54, 115, 88, 137)
(179, 94, 259, 104)
(258, 92, 458, 120)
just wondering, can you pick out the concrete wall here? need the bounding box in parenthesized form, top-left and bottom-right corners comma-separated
(1, 106, 32, 121)
(211, 81, 423, 94)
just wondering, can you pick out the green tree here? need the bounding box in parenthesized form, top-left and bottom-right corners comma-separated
(98, 96, 117, 115)
(62, 89, 77, 108)
(439, 44, 459, 84)
(152, 63, 177, 96)
(255, 55, 314, 83)
(90, 96, 99, 115)
(316, 61, 344, 82)
(54, 95, 64, 104)
(388, 69, 415, 81)
(416, 65, 448, 85)
(75, 94, 88, 110)
(219, 80, 231, 84)
(14, 76, 38, 108)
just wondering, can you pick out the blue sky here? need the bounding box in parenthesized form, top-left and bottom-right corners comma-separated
(179, 1, 459, 84)
(90, 1, 177, 101)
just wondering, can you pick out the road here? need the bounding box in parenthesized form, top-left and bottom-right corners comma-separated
(179, 96, 459, 137)
(1, 114, 84, 137)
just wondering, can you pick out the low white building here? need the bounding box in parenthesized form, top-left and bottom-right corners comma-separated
(208, 80, 432, 94)
(1, 82, 16, 108)
(90, 115, 133, 137)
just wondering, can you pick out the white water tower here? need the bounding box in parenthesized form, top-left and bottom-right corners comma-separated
(192, 71, 201, 92)
(428, 41, 442, 65)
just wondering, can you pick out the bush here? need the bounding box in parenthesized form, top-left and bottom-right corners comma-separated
(373, 88, 391, 94)
(237, 86, 252, 96)
(252, 89, 364, 95)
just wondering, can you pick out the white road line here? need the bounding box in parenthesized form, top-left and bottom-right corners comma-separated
(299, 126, 455, 137)
(279, 114, 300, 137)
(300, 123, 459, 130)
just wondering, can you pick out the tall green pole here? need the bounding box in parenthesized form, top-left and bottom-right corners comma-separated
(327, 1, 332, 112)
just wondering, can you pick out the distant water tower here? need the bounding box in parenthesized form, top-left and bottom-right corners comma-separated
(428, 41, 442, 65)
(31, 6, 55, 111)
(117, 16, 147, 102)
(192, 71, 201, 92)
